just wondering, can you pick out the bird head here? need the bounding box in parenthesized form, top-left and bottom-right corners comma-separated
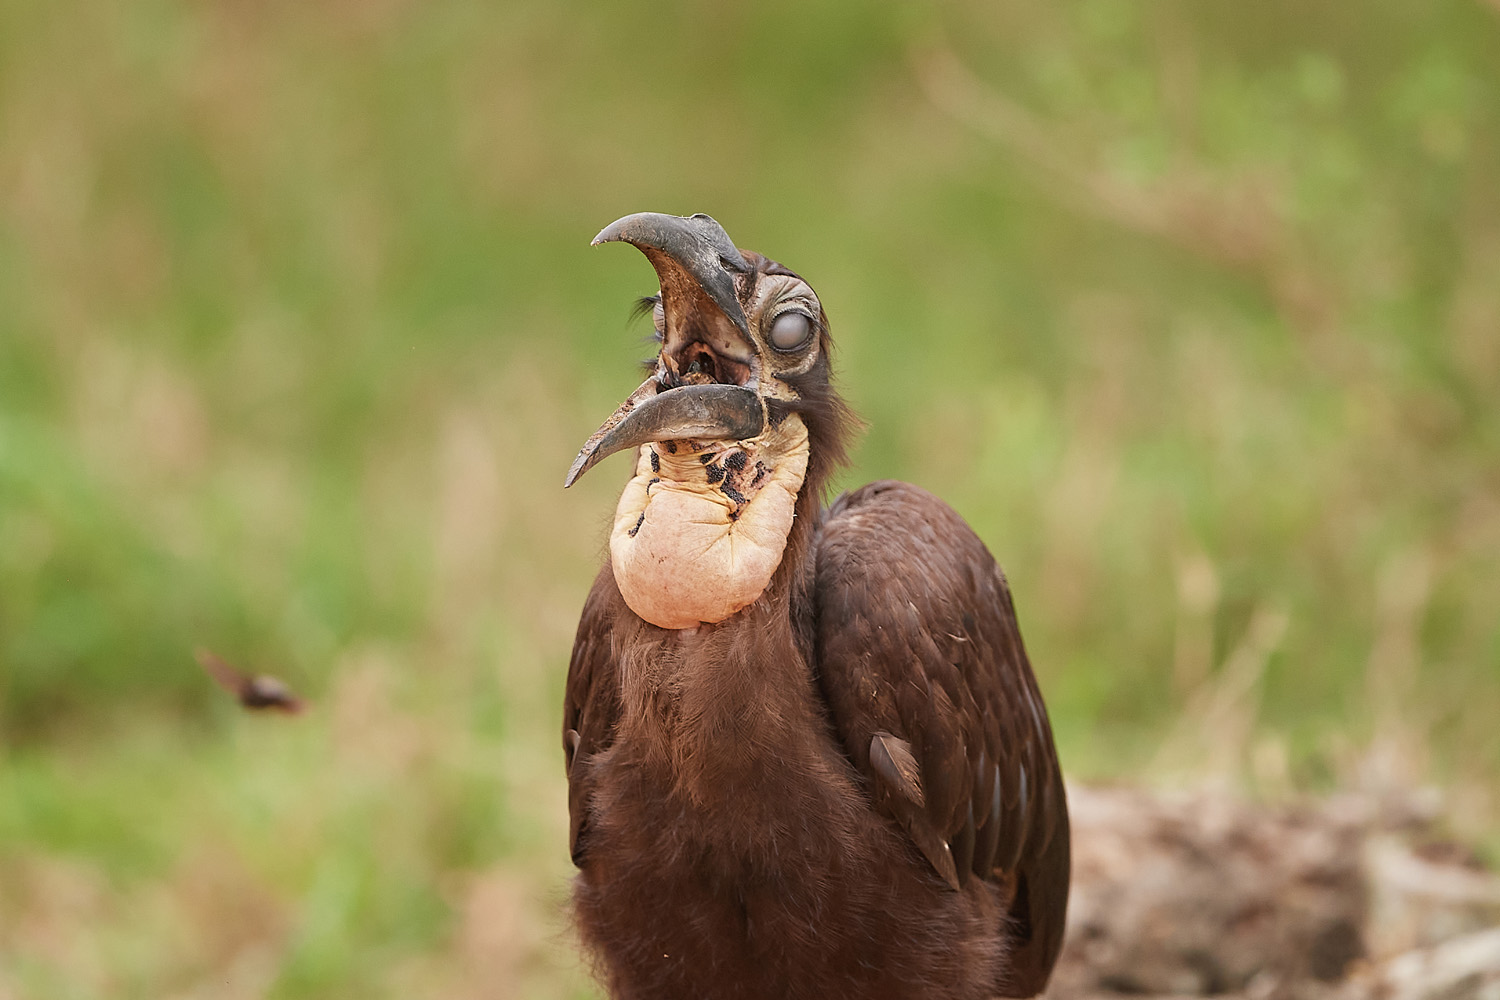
(565, 212, 851, 630)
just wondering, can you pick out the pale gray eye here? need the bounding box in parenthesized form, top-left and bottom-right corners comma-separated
(770, 311, 812, 351)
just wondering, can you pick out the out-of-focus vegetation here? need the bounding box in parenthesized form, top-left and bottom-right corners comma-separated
(1, 0, 1496, 995)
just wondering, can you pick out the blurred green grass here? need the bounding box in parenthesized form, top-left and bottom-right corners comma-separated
(1, 0, 1498, 995)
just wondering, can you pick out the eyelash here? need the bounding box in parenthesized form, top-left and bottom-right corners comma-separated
(631, 295, 661, 325)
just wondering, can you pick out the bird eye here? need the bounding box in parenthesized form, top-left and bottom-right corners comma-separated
(769, 311, 812, 352)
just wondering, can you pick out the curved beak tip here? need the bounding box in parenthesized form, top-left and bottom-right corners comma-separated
(562, 454, 588, 488)
(561, 383, 767, 490)
(590, 214, 646, 249)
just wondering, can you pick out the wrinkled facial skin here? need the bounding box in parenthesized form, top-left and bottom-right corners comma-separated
(609, 416, 810, 630)
(648, 265, 825, 404)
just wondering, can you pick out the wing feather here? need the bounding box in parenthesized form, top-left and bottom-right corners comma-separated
(810, 480, 1070, 996)
(563, 566, 624, 866)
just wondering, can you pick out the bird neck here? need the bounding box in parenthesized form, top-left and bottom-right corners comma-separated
(608, 513, 833, 811)
(606, 398, 849, 808)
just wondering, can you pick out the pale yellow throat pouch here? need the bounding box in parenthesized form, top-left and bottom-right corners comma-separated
(610, 414, 809, 630)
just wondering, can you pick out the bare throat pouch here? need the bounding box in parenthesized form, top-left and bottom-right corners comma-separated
(610, 414, 809, 630)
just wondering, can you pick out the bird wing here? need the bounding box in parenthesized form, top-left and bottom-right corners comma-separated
(808, 480, 1070, 996)
(563, 566, 624, 866)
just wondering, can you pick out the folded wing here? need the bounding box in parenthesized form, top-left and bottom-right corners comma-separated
(810, 480, 1070, 997)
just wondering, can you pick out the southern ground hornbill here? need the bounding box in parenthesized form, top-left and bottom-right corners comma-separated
(562, 212, 1069, 999)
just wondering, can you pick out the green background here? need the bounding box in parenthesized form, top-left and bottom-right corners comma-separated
(2, 0, 1497, 995)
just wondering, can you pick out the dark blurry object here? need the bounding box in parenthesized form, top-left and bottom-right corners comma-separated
(1050, 785, 1500, 1000)
(194, 648, 305, 714)
(561, 213, 1068, 998)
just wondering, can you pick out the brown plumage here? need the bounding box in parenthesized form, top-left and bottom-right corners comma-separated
(563, 213, 1068, 999)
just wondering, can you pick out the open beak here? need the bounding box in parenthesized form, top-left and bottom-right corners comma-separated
(563, 380, 766, 487)
(564, 213, 766, 488)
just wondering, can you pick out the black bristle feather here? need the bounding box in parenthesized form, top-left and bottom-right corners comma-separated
(630, 294, 662, 324)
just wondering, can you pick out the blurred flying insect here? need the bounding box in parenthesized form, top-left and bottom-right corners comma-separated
(194, 648, 306, 714)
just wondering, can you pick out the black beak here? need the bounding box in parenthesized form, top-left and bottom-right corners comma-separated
(592, 212, 753, 338)
(563, 381, 766, 488)
(565, 213, 765, 488)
